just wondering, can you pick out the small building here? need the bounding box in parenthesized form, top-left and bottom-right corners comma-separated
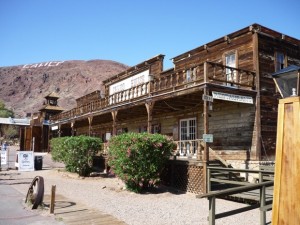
(50, 24, 300, 194)
(20, 92, 64, 152)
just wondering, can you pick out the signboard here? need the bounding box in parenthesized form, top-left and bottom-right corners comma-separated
(109, 70, 150, 95)
(51, 125, 58, 130)
(18, 151, 34, 172)
(202, 94, 213, 102)
(212, 91, 253, 104)
(1, 151, 7, 165)
(105, 132, 111, 141)
(203, 134, 213, 143)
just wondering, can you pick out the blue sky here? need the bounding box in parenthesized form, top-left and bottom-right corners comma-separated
(1, 0, 300, 70)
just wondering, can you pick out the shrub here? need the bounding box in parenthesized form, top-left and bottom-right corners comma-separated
(50, 135, 102, 176)
(108, 132, 175, 193)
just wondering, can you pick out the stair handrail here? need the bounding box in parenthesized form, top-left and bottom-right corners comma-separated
(197, 177, 274, 225)
(200, 141, 231, 167)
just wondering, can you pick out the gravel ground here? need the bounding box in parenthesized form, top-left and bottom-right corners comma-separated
(1, 146, 272, 225)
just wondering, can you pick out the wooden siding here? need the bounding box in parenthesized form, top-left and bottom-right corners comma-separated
(258, 33, 300, 159)
(173, 32, 254, 73)
(76, 90, 101, 107)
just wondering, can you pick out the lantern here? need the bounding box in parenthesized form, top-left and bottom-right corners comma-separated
(272, 65, 300, 98)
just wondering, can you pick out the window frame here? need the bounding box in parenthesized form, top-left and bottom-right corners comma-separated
(223, 50, 238, 86)
(275, 51, 286, 72)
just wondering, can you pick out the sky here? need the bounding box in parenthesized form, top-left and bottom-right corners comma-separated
(1, 0, 300, 70)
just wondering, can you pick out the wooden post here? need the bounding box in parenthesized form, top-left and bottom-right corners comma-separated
(50, 185, 56, 214)
(259, 171, 266, 225)
(71, 121, 75, 136)
(253, 31, 261, 160)
(203, 62, 210, 193)
(203, 87, 209, 193)
(272, 97, 300, 225)
(145, 101, 155, 133)
(208, 196, 216, 225)
(58, 124, 61, 137)
(111, 111, 118, 136)
(88, 116, 93, 136)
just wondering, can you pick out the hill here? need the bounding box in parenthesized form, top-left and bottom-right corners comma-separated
(0, 60, 129, 117)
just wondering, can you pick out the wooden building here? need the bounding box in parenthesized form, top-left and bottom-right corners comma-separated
(50, 24, 300, 194)
(20, 92, 64, 152)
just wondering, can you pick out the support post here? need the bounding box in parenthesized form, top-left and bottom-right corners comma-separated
(253, 31, 261, 160)
(88, 116, 93, 136)
(208, 197, 216, 225)
(203, 87, 210, 193)
(145, 101, 155, 133)
(50, 185, 56, 214)
(111, 111, 118, 136)
(71, 121, 75, 136)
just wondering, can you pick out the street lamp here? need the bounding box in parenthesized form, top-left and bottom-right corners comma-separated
(272, 65, 300, 98)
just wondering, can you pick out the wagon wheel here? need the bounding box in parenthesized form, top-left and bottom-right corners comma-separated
(25, 176, 44, 209)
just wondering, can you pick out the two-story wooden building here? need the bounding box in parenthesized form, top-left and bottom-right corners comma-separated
(50, 24, 300, 194)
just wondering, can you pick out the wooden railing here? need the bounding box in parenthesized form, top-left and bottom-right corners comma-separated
(109, 83, 149, 104)
(174, 139, 203, 159)
(206, 61, 256, 88)
(198, 167, 274, 225)
(51, 62, 256, 122)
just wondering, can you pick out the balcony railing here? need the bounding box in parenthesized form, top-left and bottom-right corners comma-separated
(51, 61, 256, 122)
(102, 139, 204, 160)
(174, 139, 204, 159)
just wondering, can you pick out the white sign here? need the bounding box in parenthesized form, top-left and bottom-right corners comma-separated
(18, 151, 34, 172)
(109, 70, 150, 95)
(51, 125, 58, 130)
(203, 134, 213, 143)
(22, 61, 64, 69)
(212, 91, 253, 104)
(202, 94, 213, 102)
(1, 151, 7, 165)
(105, 132, 111, 141)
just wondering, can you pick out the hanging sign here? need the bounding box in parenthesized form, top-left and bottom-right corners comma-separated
(18, 151, 34, 172)
(203, 134, 213, 143)
(202, 94, 213, 102)
(212, 91, 253, 104)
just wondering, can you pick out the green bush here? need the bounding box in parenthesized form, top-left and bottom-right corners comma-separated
(108, 132, 175, 193)
(50, 135, 102, 176)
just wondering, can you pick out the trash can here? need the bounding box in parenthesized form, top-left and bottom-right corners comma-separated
(34, 156, 43, 170)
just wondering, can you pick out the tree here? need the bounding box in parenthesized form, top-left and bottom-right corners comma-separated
(0, 100, 16, 140)
(0, 100, 14, 118)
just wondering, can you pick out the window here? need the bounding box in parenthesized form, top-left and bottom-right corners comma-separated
(275, 52, 285, 71)
(225, 52, 236, 86)
(179, 118, 197, 156)
(185, 68, 198, 83)
(49, 99, 56, 105)
(138, 126, 147, 133)
(151, 124, 161, 134)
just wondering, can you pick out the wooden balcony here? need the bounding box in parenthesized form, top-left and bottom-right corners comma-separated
(51, 61, 256, 122)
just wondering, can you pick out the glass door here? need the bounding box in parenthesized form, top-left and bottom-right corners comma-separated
(225, 52, 236, 86)
(180, 118, 196, 156)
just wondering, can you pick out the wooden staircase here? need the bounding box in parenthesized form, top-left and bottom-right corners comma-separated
(207, 153, 274, 205)
(208, 159, 245, 191)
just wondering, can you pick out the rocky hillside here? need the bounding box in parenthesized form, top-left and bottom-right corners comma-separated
(0, 60, 129, 117)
